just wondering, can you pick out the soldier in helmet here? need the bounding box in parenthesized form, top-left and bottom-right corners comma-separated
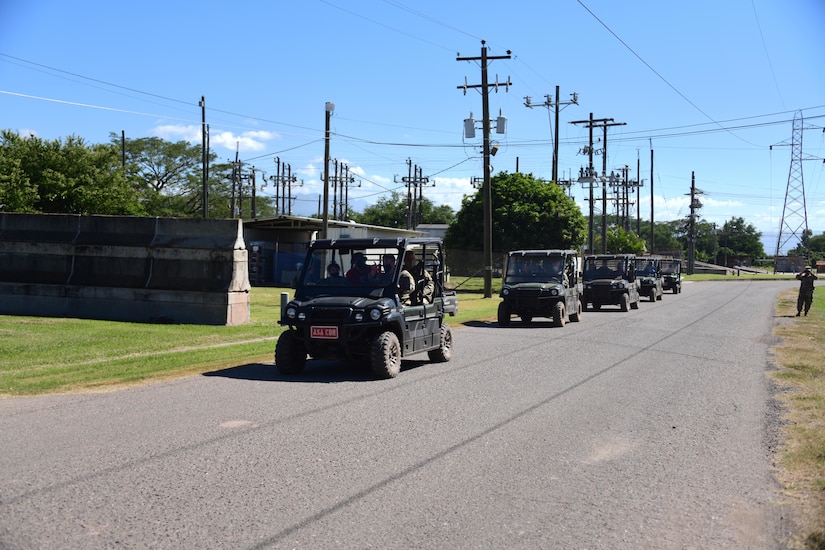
(795, 265, 817, 316)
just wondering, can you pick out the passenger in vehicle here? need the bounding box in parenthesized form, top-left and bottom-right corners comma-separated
(325, 262, 347, 285)
(399, 250, 434, 305)
(346, 252, 376, 285)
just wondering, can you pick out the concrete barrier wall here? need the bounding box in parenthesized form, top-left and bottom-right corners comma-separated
(0, 213, 251, 325)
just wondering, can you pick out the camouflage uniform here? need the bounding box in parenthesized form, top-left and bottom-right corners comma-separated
(796, 267, 818, 316)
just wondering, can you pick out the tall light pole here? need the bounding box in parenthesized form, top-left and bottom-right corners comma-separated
(321, 102, 334, 239)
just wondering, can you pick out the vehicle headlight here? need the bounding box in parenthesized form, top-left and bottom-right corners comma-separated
(297, 312, 307, 321)
(354, 312, 364, 322)
(550, 288, 559, 296)
(502, 288, 510, 296)
(369, 308, 382, 321)
(285, 307, 297, 319)
(612, 281, 626, 289)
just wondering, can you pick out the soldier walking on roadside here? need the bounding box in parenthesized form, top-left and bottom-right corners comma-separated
(796, 265, 818, 316)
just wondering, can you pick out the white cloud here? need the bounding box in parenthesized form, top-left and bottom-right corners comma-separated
(153, 124, 201, 143)
(150, 124, 278, 152)
(430, 176, 476, 212)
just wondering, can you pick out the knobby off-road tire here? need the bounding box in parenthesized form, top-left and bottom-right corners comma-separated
(630, 295, 640, 309)
(275, 331, 307, 375)
(497, 302, 511, 327)
(552, 301, 566, 327)
(370, 330, 402, 379)
(428, 323, 453, 362)
(569, 299, 582, 322)
(649, 289, 657, 302)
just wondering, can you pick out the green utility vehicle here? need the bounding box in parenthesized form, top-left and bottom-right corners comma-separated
(661, 258, 682, 293)
(497, 249, 582, 327)
(276, 237, 456, 379)
(582, 254, 640, 312)
(636, 256, 664, 302)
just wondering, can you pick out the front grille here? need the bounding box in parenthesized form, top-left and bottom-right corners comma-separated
(308, 307, 352, 324)
(509, 289, 548, 308)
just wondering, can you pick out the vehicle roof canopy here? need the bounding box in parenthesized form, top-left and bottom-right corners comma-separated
(508, 249, 577, 257)
(584, 254, 636, 260)
(308, 237, 444, 250)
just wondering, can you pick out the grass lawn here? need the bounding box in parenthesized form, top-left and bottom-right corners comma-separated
(771, 285, 825, 548)
(0, 281, 500, 396)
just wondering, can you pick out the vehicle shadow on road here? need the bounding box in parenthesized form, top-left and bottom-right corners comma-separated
(203, 359, 431, 383)
(463, 320, 579, 329)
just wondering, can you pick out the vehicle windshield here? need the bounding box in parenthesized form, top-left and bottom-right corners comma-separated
(661, 260, 681, 275)
(636, 261, 658, 276)
(583, 258, 627, 281)
(504, 255, 565, 284)
(299, 246, 401, 297)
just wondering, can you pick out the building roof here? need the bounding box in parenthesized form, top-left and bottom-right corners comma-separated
(243, 214, 417, 235)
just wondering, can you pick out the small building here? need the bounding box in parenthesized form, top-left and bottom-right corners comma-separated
(415, 223, 449, 240)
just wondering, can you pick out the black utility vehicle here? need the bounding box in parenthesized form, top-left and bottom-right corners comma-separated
(582, 254, 640, 312)
(497, 249, 582, 327)
(661, 258, 682, 293)
(636, 256, 664, 302)
(275, 238, 456, 379)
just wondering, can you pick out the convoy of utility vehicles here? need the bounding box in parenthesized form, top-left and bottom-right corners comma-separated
(275, 236, 681, 378)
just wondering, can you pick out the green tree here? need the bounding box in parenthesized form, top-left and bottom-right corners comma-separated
(638, 220, 682, 254)
(351, 191, 455, 228)
(714, 216, 765, 264)
(604, 226, 647, 254)
(117, 134, 206, 217)
(0, 130, 142, 215)
(113, 133, 268, 219)
(445, 171, 586, 252)
(786, 229, 820, 261)
(805, 231, 825, 264)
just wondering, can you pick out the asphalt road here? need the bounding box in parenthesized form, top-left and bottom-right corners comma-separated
(0, 280, 799, 549)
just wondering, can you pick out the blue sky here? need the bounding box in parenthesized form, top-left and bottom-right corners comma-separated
(2, 0, 824, 254)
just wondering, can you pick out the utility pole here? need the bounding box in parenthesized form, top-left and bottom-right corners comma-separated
(457, 40, 511, 299)
(273, 157, 282, 213)
(524, 86, 578, 182)
(249, 166, 267, 220)
(230, 144, 240, 218)
(686, 171, 703, 275)
(399, 160, 432, 229)
(650, 145, 655, 252)
(321, 102, 334, 239)
(571, 115, 625, 253)
(199, 96, 208, 218)
(342, 169, 358, 220)
(574, 113, 596, 254)
(324, 160, 354, 221)
(636, 154, 641, 235)
(287, 165, 303, 216)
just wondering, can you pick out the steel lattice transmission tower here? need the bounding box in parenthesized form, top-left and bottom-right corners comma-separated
(774, 111, 809, 258)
